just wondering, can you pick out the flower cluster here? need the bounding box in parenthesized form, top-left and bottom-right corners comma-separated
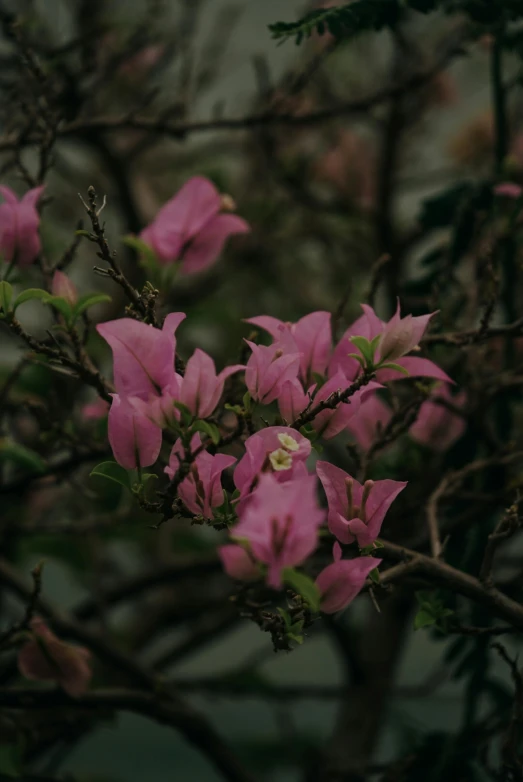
(1, 175, 459, 661)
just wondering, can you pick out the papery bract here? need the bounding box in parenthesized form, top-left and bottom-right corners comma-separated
(494, 182, 523, 199)
(245, 326, 301, 405)
(409, 385, 467, 452)
(96, 313, 185, 398)
(247, 311, 332, 384)
(316, 461, 406, 547)
(51, 270, 77, 305)
(165, 434, 236, 519)
(179, 349, 244, 419)
(18, 618, 92, 697)
(278, 378, 311, 424)
(233, 472, 324, 588)
(218, 544, 260, 581)
(316, 555, 381, 614)
(0, 185, 44, 268)
(140, 176, 249, 273)
(377, 302, 435, 363)
(346, 392, 392, 450)
(108, 394, 162, 469)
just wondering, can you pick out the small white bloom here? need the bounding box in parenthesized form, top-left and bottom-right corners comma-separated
(269, 448, 293, 471)
(277, 433, 300, 452)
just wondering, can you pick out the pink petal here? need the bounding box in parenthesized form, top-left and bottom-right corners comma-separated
(0, 185, 18, 205)
(108, 394, 162, 469)
(294, 311, 332, 381)
(0, 202, 16, 263)
(245, 315, 287, 340)
(377, 356, 453, 383)
(181, 213, 249, 275)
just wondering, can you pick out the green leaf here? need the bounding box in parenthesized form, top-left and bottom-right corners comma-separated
(0, 441, 46, 473)
(90, 461, 132, 491)
(242, 391, 252, 413)
(75, 229, 92, 237)
(369, 567, 380, 584)
(0, 280, 13, 312)
(122, 235, 159, 267)
(377, 362, 410, 375)
(414, 609, 437, 630)
(283, 568, 321, 613)
(269, 0, 403, 44)
(349, 335, 376, 365)
(192, 419, 221, 445)
(44, 295, 73, 321)
(72, 293, 111, 320)
(173, 400, 194, 427)
(12, 288, 50, 311)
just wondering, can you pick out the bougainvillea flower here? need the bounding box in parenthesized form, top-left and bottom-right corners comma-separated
(108, 394, 162, 469)
(165, 434, 236, 518)
(218, 544, 260, 581)
(246, 311, 332, 384)
(244, 326, 301, 405)
(18, 618, 92, 697)
(233, 472, 324, 588)
(51, 270, 77, 305)
(304, 371, 381, 440)
(140, 176, 249, 273)
(316, 551, 381, 614)
(96, 313, 185, 398)
(409, 384, 467, 452)
(0, 185, 44, 267)
(316, 461, 406, 547)
(329, 303, 451, 383)
(494, 182, 523, 199)
(233, 426, 311, 509)
(179, 349, 244, 419)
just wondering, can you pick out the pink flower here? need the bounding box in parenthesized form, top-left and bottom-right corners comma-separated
(278, 378, 311, 424)
(51, 270, 77, 305)
(316, 547, 381, 614)
(246, 311, 332, 384)
(96, 313, 185, 399)
(165, 434, 236, 518)
(409, 385, 467, 452)
(329, 303, 451, 383)
(233, 472, 324, 588)
(18, 618, 92, 697)
(108, 394, 162, 469)
(245, 327, 301, 405)
(0, 185, 44, 267)
(233, 426, 311, 509)
(140, 176, 249, 274)
(304, 371, 381, 440)
(494, 182, 523, 199)
(316, 461, 406, 547)
(218, 544, 260, 581)
(346, 392, 392, 450)
(82, 398, 110, 420)
(179, 349, 244, 419)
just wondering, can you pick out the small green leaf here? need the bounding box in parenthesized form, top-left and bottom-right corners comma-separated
(72, 293, 111, 320)
(377, 362, 410, 375)
(90, 461, 132, 491)
(12, 288, 50, 311)
(283, 568, 321, 613)
(369, 567, 380, 584)
(414, 609, 437, 630)
(224, 403, 244, 415)
(311, 372, 326, 388)
(75, 229, 92, 237)
(192, 419, 221, 445)
(0, 441, 46, 473)
(242, 391, 252, 413)
(349, 335, 376, 365)
(0, 280, 13, 312)
(44, 295, 73, 321)
(122, 235, 159, 266)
